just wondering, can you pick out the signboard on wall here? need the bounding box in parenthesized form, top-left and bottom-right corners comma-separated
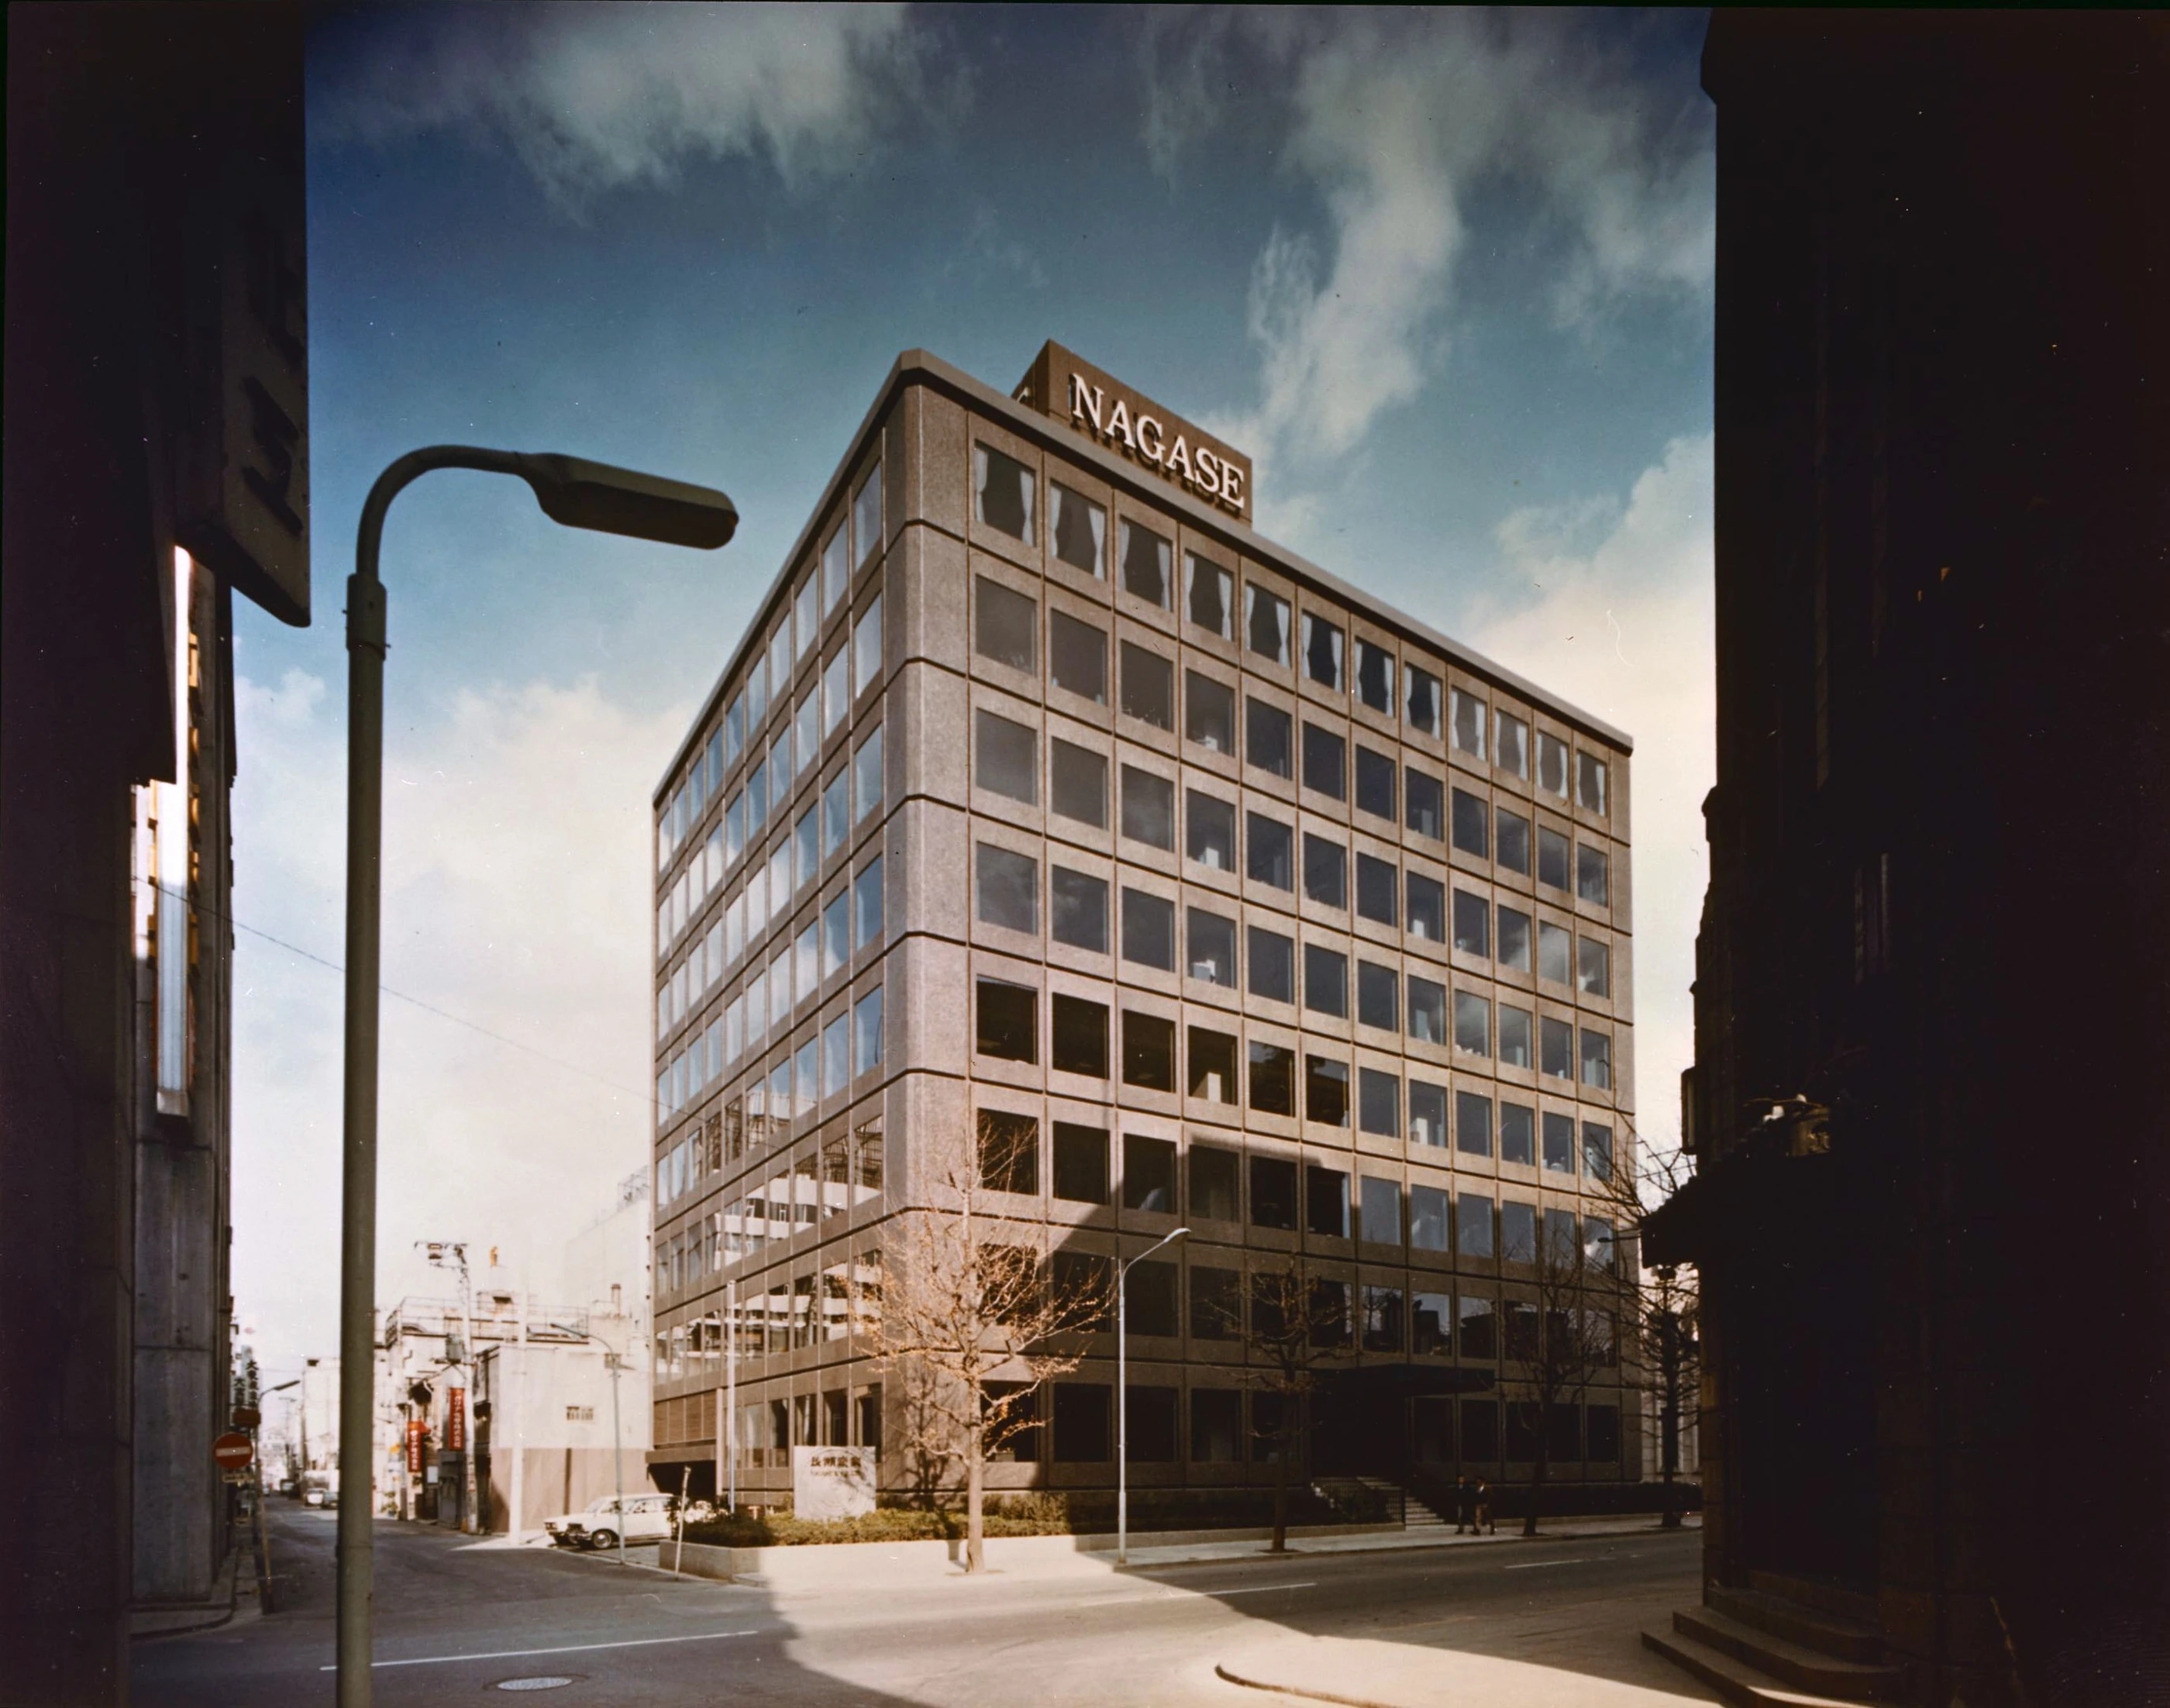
(792, 1447, 876, 1521)
(447, 1387, 466, 1452)
(406, 1419, 426, 1475)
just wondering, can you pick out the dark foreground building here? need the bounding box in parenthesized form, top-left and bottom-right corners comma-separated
(2, 7, 307, 1701)
(1648, 14, 2168, 1706)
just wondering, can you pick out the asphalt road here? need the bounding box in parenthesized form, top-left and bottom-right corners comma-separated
(133, 1505, 1712, 1706)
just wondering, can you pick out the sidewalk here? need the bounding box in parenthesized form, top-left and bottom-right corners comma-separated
(130, 1544, 245, 1641)
(1121, 1513, 1697, 1573)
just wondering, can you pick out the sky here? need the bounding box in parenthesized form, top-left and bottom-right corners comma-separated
(234, 3, 1716, 1379)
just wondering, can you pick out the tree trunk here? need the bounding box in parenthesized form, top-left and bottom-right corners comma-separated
(1269, 1430, 1290, 1552)
(965, 1426, 985, 1573)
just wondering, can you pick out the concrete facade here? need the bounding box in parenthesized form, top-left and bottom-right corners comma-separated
(646, 347, 1641, 1511)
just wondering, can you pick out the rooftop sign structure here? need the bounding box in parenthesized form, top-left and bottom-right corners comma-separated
(1014, 341, 1253, 523)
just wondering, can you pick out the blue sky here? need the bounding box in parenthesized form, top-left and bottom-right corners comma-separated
(233, 4, 1716, 1376)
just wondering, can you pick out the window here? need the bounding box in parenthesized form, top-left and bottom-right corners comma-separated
(853, 724, 883, 823)
(1407, 873, 1445, 942)
(852, 464, 883, 569)
(1497, 808, 1531, 875)
(974, 575, 1035, 669)
(1121, 1013, 1176, 1093)
(1497, 906, 1532, 973)
(1121, 888, 1176, 971)
(1577, 752, 1608, 816)
(1050, 483, 1104, 575)
(1355, 639, 1394, 714)
(1579, 1028, 1612, 1090)
(1588, 1403, 1621, 1463)
(1538, 827, 1571, 891)
(1458, 1196, 1495, 1260)
(976, 980, 1036, 1063)
(1407, 770, 1444, 840)
(1248, 928, 1294, 1004)
(822, 770, 848, 861)
(1246, 700, 1293, 778)
(1577, 844, 1610, 907)
(1359, 1069, 1400, 1138)
(1119, 642, 1173, 730)
(852, 592, 884, 697)
(1541, 1111, 1576, 1174)
(1049, 867, 1108, 953)
(978, 1111, 1039, 1193)
(1360, 1176, 1402, 1246)
(1494, 710, 1529, 779)
(1357, 962, 1398, 1031)
(1451, 688, 1486, 760)
(1052, 1122, 1109, 1203)
(1185, 672, 1235, 754)
(822, 890, 848, 977)
(1187, 907, 1237, 986)
(727, 791, 746, 866)
(1187, 790, 1235, 870)
(1052, 1384, 1110, 1462)
(1245, 584, 1290, 665)
(1186, 553, 1232, 638)
(1583, 1121, 1614, 1182)
(1305, 1055, 1349, 1125)
(1355, 853, 1397, 925)
(1410, 1079, 1448, 1147)
(823, 648, 849, 739)
(1191, 1386, 1242, 1458)
(1123, 1133, 1176, 1210)
(1120, 766, 1174, 852)
(1355, 746, 1396, 819)
(1049, 610, 1106, 703)
(747, 759, 769, 836)
(1538, 921, 1572, 984)
(1249, 1156, 1298, 1230)
(1119, 519, 1172, 607)
(1501, 1102, 1536, 1166)
(976, 845, 1036, 933)
(1248, 1041, 1294, 1114)
(855, 856, 884, 949)
(1247, 813, 1293, 890)
(1455, 1089, 1492, 1158)
(1586, 1217, 1617, 1276)
(1301, 723, 1345, 800)
(1303, 834, 1347, 908)
(1500, 1201, 1537, 1264)
(1450, 789, 1489, 859)
(1307, 1165, 1349, 1238)
(973, 443, 1034, 540)
(852, 986, 883, 1075)
(1051, 994, 1108, 1078)
(1188, 1027, 1238, 1103)
(1452, 891, 1490, 957)
(974, 711, 1036, 805)
(1130, 1266, 1179, 1338)
(1406, 666, 1440, 735)
(1302, 613, 1343, 690)
(1304, 944, 1348, 1018)
(1578, 936, 1610, 997)
(1410, 1185, 1450, 1252)
(1536, 731, 1569, 799)
(1049, 739, 1106, 828)
(795, 689, 819, 776)
(1499, 1005, 1533, 1069)
(1541, 1016, 1574, 1080)
(1190, 1148, 1240, 1222)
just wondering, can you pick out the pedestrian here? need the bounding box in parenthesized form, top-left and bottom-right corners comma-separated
(1474, 1476, 1495, 1535)
(1454, 1474, 1474, 1534)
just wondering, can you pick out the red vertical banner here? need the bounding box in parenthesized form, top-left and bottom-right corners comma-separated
(406, 1418, 425, 1473)
(448, 1386, 466, 1451)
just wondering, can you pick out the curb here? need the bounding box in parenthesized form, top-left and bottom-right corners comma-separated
(130, 1548, 242, 1643)
(1214, 1662, 1406, 1708)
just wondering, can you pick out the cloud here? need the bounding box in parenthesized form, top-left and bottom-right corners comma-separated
(315, 2, 933, 210)
(229, 670, 691, 1367)
(1465, 432, 1715, 1163)
(1156, 11, 1713, 508)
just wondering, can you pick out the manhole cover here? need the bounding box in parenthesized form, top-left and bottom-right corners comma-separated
(494, 1679, 576, 1693)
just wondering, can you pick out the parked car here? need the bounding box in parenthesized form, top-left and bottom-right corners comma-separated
(543, 1493, 677, 1551)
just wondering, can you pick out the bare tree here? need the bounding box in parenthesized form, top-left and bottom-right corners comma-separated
(1230, 1258, 1355, 1551)
(1501, 1202, 1627, 1537)
(866, 1114, 1109, 1572)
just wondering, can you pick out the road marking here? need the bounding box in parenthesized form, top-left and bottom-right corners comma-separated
(317, 1630, 759, 1671)
(1501, 1557, 1593, 1570)
(1207, 1582, 1318, 1596)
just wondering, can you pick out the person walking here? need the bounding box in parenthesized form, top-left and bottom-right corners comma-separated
(1473, 1476, 1495, 1535)
(1454, 1474, 1475, 1534)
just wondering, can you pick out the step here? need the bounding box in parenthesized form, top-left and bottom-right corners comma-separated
(1642, 1626, 1889, 1708)
(1674, 1606, 1909, 1701)
(1749, 1571, 1880, 1627)
(1708, 1586, 1888, 1665)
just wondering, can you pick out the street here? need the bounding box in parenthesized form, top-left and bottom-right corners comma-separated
(133, 1507, 1719, 1706)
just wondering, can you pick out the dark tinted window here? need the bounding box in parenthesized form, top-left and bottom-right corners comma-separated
(1247, 813, 1293, 889)
(1123, 1132, 1176, 1210)
(1355, 746, 1396, 818)
(1303, 834, 1346, 908)
(1121, 766, 1174, 849)
(1050, 994, 1108, 1078)
(1049, 610, 1106, 703)
(1248, 1041, 1294, 1113)
(1121, 1013, 1176, 1092)
(1246, 700, 1293, 777)
(1049, 866, 1107, 953)
(1248, 928, 1295, 1003)
(1407, 770, 1443, 840)
(1052, 1122, 1108, 1203)
(1355, 853, 1397, 925)
(1119, 642, 1173, 729)
(1049, 739, 1105, 828)
(976, 980, 1036, 1062)
(1301, 723, 1345, 799)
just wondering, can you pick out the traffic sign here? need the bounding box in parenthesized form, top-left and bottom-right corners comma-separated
(212, 1431, 254, 1472)
(232, 1405, 261, 1429)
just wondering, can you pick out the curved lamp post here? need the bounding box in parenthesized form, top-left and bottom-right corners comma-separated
(336, 449, 735, 1707)
(1117, 1227, 1187, 1566)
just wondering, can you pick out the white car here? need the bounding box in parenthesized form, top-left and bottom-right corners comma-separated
(543, 1493, 677, 1551)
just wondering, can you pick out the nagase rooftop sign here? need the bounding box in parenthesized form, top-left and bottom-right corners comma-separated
(1016, 342, 1253, 522)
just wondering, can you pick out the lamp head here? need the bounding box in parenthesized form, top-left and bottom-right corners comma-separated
(516, 453, 738, 550)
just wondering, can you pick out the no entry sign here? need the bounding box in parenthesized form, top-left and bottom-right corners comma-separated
(212, 1431, 254, 1472)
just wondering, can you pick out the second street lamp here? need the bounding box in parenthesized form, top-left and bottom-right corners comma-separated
(336, 447, 735, 1708)
(1117, 1226, 1188, 1566)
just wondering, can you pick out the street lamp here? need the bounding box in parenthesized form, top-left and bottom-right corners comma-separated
(336, 447, 734, 1708)
(1116, 1227, 1188, 1566)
